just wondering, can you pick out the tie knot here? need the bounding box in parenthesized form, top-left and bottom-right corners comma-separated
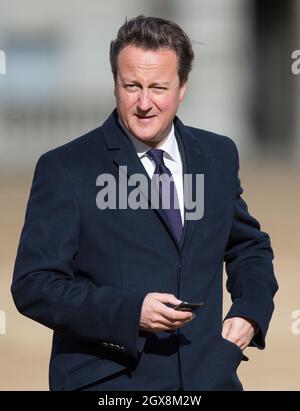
(147, 148, 165, 166)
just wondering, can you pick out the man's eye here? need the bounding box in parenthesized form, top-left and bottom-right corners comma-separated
(125, 84, 139, 89)
(153, 87, 167, 92)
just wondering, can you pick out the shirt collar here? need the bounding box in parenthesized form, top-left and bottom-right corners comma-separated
(118, 117, 180, 163)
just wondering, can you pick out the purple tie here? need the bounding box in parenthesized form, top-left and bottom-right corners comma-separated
(147, 148, 182, 242)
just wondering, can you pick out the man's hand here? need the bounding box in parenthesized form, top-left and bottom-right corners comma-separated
(140, 292, 195, 332)
(222, 317, 256, 350)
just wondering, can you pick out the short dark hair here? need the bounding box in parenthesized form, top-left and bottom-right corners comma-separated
(110, 15, 194, 87)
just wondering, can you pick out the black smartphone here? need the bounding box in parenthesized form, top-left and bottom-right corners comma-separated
(174, 301, 204, 312)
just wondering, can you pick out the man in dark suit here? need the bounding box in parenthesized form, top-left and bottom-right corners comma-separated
(12, 16, 278, 391)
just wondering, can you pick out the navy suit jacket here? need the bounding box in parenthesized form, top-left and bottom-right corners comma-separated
(12, 109, 278, 390)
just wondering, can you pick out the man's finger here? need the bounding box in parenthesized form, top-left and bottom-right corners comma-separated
(159, 303, 194, 321)
(152, 293, 182, 306)
(153, 314, 196, 330)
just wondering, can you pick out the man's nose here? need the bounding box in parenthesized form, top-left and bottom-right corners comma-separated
(137, 89, 152, 112)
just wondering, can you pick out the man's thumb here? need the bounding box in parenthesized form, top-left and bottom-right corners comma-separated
(157, 293, 182, 306)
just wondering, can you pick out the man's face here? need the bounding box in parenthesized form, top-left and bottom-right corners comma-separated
(114, 45, 187, 147)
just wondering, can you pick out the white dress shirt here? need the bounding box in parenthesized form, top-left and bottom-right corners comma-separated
(119, 120, 184, 223)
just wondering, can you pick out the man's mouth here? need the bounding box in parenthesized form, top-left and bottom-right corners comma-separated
(135, 114, 156, 120)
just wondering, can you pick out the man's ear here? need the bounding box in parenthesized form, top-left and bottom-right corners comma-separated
(179, 82, 187, 102)
(113, 76, 118, 98)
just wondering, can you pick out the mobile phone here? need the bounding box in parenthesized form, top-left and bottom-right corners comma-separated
(174, 301, 204, 311)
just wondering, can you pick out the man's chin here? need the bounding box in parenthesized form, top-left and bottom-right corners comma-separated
(133, 134, 158, 144)
(130, 128, 158, 142)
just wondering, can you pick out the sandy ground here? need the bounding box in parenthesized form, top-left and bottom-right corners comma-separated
(1, 162, 299, 390)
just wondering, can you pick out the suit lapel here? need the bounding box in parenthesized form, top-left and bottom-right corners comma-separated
(174, 116, 210, 249)
(102, 110, 181, 251)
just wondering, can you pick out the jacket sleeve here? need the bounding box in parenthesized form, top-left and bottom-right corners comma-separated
(224, 142, 278, 349)
(11, 153, 146, 359)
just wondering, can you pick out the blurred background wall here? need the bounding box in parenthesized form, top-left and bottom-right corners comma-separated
(0, 0, 299, 390)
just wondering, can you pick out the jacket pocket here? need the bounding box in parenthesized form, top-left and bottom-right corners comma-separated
(221, 336, 249, 361)
(64, 357, 127, 390)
